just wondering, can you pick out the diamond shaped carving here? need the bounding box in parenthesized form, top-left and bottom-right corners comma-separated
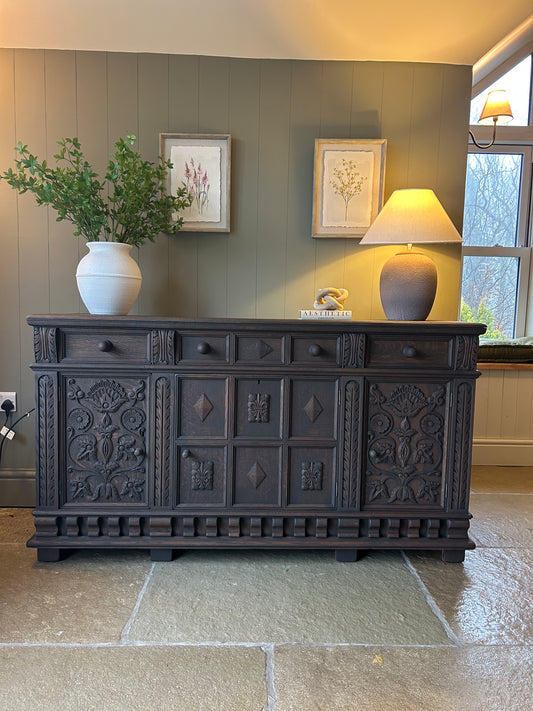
(194, 393, 213, 422)
(304, 395, 323, 423)
(247, 462, 266, 489)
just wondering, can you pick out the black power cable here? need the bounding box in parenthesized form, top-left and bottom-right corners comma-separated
(0, 405, 35, 466)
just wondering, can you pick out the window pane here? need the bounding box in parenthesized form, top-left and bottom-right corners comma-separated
(460, 255, 519, 339)
(463, 153, 522, 247)
(470, 55, 532, 126)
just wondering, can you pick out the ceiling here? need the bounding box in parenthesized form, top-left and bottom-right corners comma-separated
(0, 0, 532, 67)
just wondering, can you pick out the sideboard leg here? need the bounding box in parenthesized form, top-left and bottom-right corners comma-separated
(442, 549, 465, 563)
(335, 549, 361, 562)
(37, 548, 64, 562)
(150, 549, 175, 562)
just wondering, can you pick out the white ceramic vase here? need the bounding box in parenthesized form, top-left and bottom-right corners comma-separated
(76, 241, 142, 315)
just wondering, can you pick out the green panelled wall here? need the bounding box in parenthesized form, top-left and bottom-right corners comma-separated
(0, 49, 472, 504)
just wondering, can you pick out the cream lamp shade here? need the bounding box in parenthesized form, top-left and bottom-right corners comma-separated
(359, 189, 462, 321)
(470, 89, 513, 148)
(478, 90, 513, 125)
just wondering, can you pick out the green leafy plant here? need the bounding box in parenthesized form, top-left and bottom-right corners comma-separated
(460, 298, 506, 340)
(2, 135, 192, 247)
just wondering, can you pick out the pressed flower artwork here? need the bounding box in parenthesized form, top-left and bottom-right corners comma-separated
(160, 134, 231, 232)
(312, 139, 386, 238)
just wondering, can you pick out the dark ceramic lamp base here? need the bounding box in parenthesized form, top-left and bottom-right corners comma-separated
(379, 250, 438, 321)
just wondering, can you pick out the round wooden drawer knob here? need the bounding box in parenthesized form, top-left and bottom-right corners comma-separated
(402, 345, 417, 358)
(98, 340, 113, 352)
(181, 449, 192, 459)
(196, 342, 211, 354)
(308, 343, 322, 357)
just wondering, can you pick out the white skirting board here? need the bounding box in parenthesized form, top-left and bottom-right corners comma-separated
(472, 439, 533, 466)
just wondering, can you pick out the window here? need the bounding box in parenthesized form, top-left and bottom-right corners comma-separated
(460, 52, 533, 339)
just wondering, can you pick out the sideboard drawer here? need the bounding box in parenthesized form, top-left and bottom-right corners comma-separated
(61, 330, 150, 363)
(291, 336, 338, 365)
(179, 333, 230, 362)
(366, 337, 453, 368)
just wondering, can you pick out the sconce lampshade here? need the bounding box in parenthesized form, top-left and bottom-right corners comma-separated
(478, 90, 514, 125)
(359, 189, 462, 321)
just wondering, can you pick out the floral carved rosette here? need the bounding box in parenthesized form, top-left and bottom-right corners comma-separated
(364, 382, 446, 507)
(65, 377, 147, 504)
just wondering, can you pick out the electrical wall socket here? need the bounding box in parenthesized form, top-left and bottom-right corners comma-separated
(0, 392, 17, 412)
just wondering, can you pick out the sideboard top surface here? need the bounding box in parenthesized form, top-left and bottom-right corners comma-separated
(27, 314, 487, 337)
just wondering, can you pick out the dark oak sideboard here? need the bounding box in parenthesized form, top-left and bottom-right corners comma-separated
(27, 315, 485, 563)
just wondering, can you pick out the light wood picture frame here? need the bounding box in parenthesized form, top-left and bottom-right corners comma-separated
(161, 133, 231, 232)
(312, 138, 387, 238)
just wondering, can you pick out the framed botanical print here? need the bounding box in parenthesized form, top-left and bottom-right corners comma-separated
(312, 138, 387, 238)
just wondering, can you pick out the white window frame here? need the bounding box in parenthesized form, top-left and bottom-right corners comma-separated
(464, 46, 533, 337)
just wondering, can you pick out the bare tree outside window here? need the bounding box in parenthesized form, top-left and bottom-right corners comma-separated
(460, 152, 523, 339)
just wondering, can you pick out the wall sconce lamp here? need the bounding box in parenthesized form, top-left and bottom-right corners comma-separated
(359, 189, 462, 321)
(469, 89, 513, 149)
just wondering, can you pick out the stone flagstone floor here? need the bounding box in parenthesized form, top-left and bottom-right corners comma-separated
(0, 465, 532, 710)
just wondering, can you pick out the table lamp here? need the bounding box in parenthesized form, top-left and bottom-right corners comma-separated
(359, 189, 462, 321)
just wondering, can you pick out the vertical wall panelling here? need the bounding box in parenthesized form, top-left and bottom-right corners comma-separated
(473, 368, 533, 465)
(196, 56, 230, 318)
(168, 54, 200, 318)
(350, 62, 384, 139)
(227, 58, 260, 318)
(44, 50, 79, 315)
(0, 49, 23, 481)
(256, 60, 291, 318)
(380, 63, 414, 193)
(13, 49, 49, 476)
(344, 61, 386, 319)
(74, 50, 108, 306)
(106, 53, 140, 313)
(285, 61, 322, 317)
(137, 53, 171, 315)
(0, 50, 475, 500)
(407, 64, 443, 189)
(313, 62, 355, 303)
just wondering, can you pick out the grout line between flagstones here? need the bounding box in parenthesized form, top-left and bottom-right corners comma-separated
(119, 561, 156, 643)
(261, 644, 277, 711)
(402, 552, 463, 647)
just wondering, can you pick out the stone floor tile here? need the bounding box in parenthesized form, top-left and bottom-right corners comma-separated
(129, 550, 450, 645)
(0, 546, 151, 644)
(469, 493, 533, 548)
(408, 548, 533, 645)
(274, 645, 533, 711)
(0, 507, 34, 544)
(470, 465, 533, 494)
(0, 645, 267, 711)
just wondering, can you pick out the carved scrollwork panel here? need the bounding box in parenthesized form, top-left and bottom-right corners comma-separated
(363, 381, 447, 509)
(64, 376, 148, 505)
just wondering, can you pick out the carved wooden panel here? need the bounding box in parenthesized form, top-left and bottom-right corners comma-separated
(37, 374, 57, 506)
(342, 379, 362, 509)
(340, 333, 365, 368)
(454, 335, 479, 370)
(235, 336, 283, 363)
(233, 446, 282, 506)
(451, 381, 475, 510)
(151, 329, 175, 365)
(154, 376, 171, 507)
(64, 376, 148, 505)
(34, 326, 57, 363)
(287, 447, 335, 507)
(290, 378, 337, 439)
(177, 446, 226, 506)
(363, 380, 448, 509)
(178, 377, 227, 438)
(235, 379, 282, 439)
